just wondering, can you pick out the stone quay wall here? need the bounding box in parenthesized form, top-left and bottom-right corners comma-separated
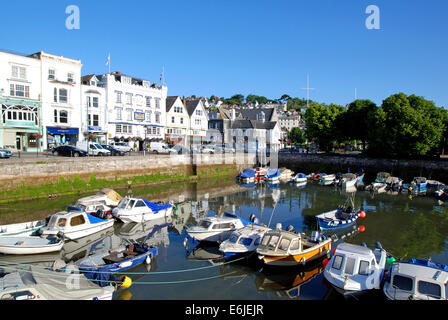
(0, 153, 257, 191)
(278, 153, 448, 183)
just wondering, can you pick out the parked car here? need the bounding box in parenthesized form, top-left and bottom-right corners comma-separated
(150, 142, 177, 154)
(101, 145, 126, 156)
(0, 149, 13, 159)
(221, 145, 235, 153)
(52, 145, 87, 157)
(110, 142, 133, 153)
(200, 145, 215, 154)
(171, 144, 192, 155)
(76, 141, 111, 156)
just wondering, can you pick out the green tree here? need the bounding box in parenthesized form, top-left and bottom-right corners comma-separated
(225, 94, 245, 106)
(304, 103, 344, 152)
(289, 127, 306, 144)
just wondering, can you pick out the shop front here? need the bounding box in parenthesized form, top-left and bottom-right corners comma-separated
(46, 127, 79, 149)
(86, 126, 107, 145)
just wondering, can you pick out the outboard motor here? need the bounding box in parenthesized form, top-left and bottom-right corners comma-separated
(275, 223, 282, 230)
(375, 241, 383, 250)
(311, 231, 321, 243)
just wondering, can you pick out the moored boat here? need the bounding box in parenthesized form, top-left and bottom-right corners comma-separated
(386, 176, 403, 191)
(408, 177, 427, 194)
(323, 242, 388, 295)
(256, 228, 332, 267)
(254, 167, 268, 181)
(39, 206, 115, 240)
(383, 258, 448, 300)
(0, 219, 47, 237)
(278, 168, 294, 181)
(0, 235, 64, 255)
(112, 197, 173, 224)
(219, 224, 272, 259)
(319, 173, 336, 184)
(266, 169, 280, 183)
(76, 188, 122, 208)
(185, 212, 258, 243)
(341, 173, 357, 189)
(315, 195, 366, 231)
(237, 169, 256, 183)
(290, 173, 307, 183)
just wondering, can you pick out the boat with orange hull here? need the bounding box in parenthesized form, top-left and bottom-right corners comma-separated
(256, 228, 332, 267)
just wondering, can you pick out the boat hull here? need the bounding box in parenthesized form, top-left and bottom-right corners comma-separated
(0, 237, 64, 255)
(115, 207, 173, 224)
(0, 220, 46, 237)
(41, 219, 115, 240)
(258, 242, 331, 267)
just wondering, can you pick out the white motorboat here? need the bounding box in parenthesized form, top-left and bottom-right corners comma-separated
(341, 173, 357, 189)
(290, 173, 307, 183)
(112, 197, 173, 224)
(0, 266, 115, 300)
(386, 176, 403, 191)
(383, 258, 448, 300)
(76, 188, 122, 208)
(266, 169, 280, 183)
(39, 206, 115, 240)
(185, 212, 258, 243)
(74, 200, 113, 219)
(219, 224, 272, 259)
(0, 219, 47, 237)
(323, 242, 387, 295)
(278, 168, 294, 181)
(319, 173, 336, 185)
(0, 236, 64, 255)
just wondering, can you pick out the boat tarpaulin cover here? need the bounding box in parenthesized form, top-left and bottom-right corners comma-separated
(409, 259, 448, 272)
(142, 199, 172, 212)
(99, 188, 122, 203)
(30, 266, 110, 300)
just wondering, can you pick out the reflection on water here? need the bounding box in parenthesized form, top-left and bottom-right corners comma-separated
(1, 180, 448, 300)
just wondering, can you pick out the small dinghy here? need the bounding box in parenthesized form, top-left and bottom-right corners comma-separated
(76, 188, 122, 208)
(39, 206, 115, 240)
(0, 219, 47, 237)
(278, 168, 294, 181)
(319, 173, 336, 184)
(219, 224, 272, 260)
(323, 242, 387, 295)
(383, 258, 448, 300)
(256, 227, 332, 267)
(76, 242, 157, 273)
(385, 176, 403, 192)
(266, 169, 280, 183)
(254, 167, 268, 181)
(237, 169, 256, 183)
(0, 236, 63, 255)
(315, 195, 366, 231)
(112, 197, 173, 224)
(290, 173, 307, 183)
(185, 212, 258, 243)
(408, 177, 427, 194)
(340, 173, 357, 189)
(0, 266, 115, 300)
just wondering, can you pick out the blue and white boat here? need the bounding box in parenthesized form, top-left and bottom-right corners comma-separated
(290, 173, 307, 183)
(185, 212, 259, 243)
(383, 258, 448, 300)
(408, 177, 427, 194)
(266, 169, 280, 183)
(386, 176, 403, 192)
(112, 197, 173, 224)
(76, 242, 157, 274)
(237, 169, 256, 183)
(355, 169, 365, 186)
(315, 196, 366, 231)
(426, 180, 445, 194)
(219, 224, 271, 259)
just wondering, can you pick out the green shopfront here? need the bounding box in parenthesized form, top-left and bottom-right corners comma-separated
(0, 95, 43, 152)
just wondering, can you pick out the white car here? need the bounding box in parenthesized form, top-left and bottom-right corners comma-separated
(110, 142, 133, 153)
(200, 145, 216, 154)
(0, 149, 12, 159)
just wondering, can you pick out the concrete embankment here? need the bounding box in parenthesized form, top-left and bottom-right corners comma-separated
(278, 153, 448, 183)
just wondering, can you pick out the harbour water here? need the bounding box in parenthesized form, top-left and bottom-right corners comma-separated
(1, 178, 448, 300)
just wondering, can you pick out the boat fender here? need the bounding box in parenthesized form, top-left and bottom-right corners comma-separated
(145, 255, 151, 265)
(120, 276, 132, 289)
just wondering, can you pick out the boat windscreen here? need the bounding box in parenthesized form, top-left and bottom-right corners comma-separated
(228, 234, 239, 244)
(117, 198, 129, 209)
(267, 235, 280, 250)
(200, 220, 212, 229)
(239, 237, 252, 246)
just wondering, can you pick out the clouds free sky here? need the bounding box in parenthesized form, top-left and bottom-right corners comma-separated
(1, 0, 447, 107)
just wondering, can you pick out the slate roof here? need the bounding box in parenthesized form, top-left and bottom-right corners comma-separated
(185, 99, 201, 116)
(166, 96, 180, 112)
(230, 120, 277, 130)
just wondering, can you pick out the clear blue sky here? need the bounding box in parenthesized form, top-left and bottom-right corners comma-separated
(1, 0, 447, 107)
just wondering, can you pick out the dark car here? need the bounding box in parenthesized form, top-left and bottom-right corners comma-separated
(101, 145, 126, 156)
(52, 145, 87, 157)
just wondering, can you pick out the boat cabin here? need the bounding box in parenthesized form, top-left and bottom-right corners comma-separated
(384, 259, 448, 300)
(259, 230, 315, 254)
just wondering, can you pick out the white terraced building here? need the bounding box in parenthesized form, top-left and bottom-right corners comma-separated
(93, 71, 168, 150)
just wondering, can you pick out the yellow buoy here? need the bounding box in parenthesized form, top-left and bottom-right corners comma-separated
(120, 275, 132, 289)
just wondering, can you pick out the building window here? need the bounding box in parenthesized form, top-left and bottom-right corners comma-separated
(59, 110, 68, 123)
(10, 84, 30, 98)
(146, 97, 151, 107)
(171, 117, 175, 124)
(155, 98, 160, 109)
(92, 114, 99, 126)
(174, 106, 183, 113)
(59, 89, 68, 103)
(49, 69, 55, 80)
(126, 108, 133, 121)
(196, 109, 202, 116)
(11, 66, 26, 80)
(195, 119, 201, 126)
(126, 93, 132, 105)
(67, 73, 74, 83)
(116, 124, 122, 133)
(155, 113, 160, 123)
(116, 92, 122, 103)
(180, 117, 184, 124)
(86, 96, 91, 107)
(92, 97, 99, 108)
(115, 108, 122, 120)
(146, 111, 151, 122)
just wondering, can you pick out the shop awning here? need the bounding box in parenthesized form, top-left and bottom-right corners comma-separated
(47, 127, 79, 135)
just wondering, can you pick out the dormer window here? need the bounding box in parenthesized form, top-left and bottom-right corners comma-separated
(90, 81, 96, 86)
